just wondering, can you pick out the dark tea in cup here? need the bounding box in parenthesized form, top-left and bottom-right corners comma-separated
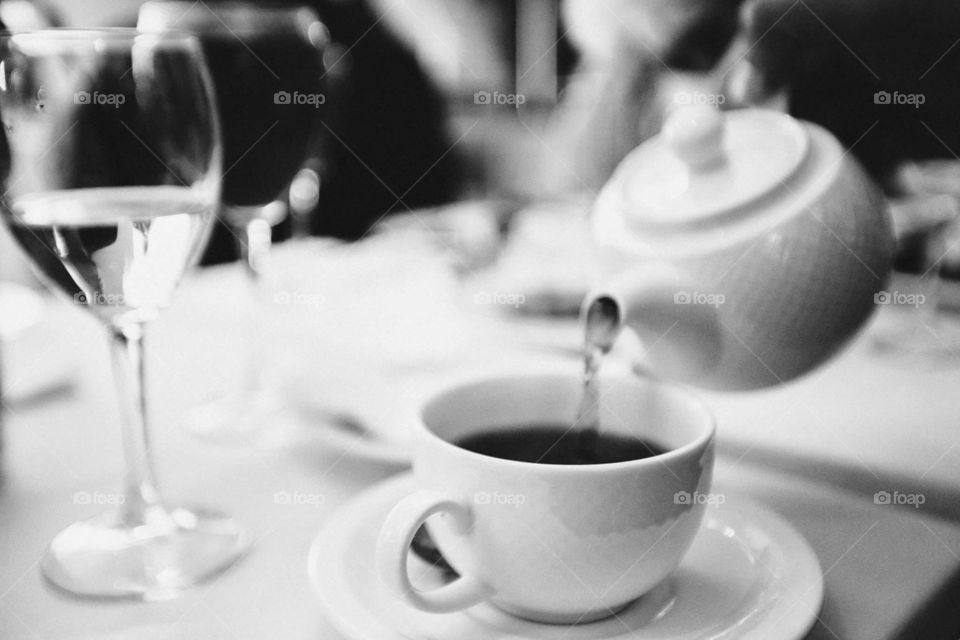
(456, 424, 668, 465)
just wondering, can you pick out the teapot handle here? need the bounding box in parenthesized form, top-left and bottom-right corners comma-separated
(583, 264, 724, 386)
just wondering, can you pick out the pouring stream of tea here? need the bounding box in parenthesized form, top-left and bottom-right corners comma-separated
(573, 297, 620, 460)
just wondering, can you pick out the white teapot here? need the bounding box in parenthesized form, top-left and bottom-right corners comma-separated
(584, 105, 895, 390)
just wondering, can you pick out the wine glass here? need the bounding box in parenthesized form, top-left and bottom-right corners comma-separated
(0, 29, 248, 599)
(138, 1, 328, 443)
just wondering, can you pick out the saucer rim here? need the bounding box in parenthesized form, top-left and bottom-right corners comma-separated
(308, 473, 824, 640)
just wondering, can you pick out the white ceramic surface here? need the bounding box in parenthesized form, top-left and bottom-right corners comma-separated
(588, 107, 894, 390)
(310, 474, 824, 640)
(376, 371, 715, 623)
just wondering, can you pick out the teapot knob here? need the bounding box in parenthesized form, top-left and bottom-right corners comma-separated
(663, 105, 726, 170)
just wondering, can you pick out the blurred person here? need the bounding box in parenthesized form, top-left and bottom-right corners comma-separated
(732, 0, 960, 186)
(537, 0, 743, 197)
(199, 0, 462, 263)
(541, 0, 960, 197)
(302, 0, 460, 238)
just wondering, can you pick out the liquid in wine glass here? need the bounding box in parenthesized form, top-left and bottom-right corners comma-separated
(10, 187, 212, 324)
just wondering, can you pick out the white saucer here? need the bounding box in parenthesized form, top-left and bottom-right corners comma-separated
(308, 474, 824, 640)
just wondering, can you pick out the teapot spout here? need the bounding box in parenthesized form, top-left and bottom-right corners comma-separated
(582, 266, 724, 386)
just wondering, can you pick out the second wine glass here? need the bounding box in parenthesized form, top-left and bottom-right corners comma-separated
(139, 1, 329, 442)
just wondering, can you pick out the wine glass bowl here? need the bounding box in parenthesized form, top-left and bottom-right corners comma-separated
(1, 30, 220, 323)
(139, 2, 326, 217)
(0, 29, 248, 600)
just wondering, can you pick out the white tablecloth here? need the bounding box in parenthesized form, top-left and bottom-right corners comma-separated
(2, 237, 960, 639)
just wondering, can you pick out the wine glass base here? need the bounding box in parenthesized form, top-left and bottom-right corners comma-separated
(42, 507, 250, 600)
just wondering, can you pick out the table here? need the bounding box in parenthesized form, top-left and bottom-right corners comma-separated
(705, 304, 960, 523)
(2, 238, 960, 639)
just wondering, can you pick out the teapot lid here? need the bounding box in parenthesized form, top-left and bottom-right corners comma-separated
(611, 106, 809, 230)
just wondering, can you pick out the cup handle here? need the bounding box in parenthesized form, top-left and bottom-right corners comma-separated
(376, 490, 494, 613)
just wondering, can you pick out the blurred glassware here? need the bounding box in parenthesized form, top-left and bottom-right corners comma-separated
(139, 1, 329, 443)
(871, 160, 960, 364)
(0, 28, 247, 599)
(289, 166, 321, 238)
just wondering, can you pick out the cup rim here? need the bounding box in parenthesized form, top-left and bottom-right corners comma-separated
(417, 369, 715, 472)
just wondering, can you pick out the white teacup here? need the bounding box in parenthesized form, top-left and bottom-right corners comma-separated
(376, 370, 715, 624)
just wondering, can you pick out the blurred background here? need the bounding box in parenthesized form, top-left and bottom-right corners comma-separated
(4, 3, 960, 635)
(3, 0, 960, 296)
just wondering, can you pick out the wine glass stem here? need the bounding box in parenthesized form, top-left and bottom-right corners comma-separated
(239, 217, 273, 394)
(241, 217, 272, 282)
(109, 323, 163, 526)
